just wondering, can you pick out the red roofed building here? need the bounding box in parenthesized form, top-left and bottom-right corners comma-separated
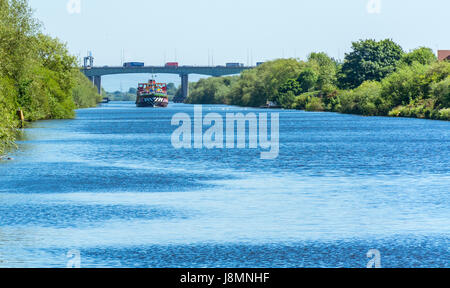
(438, 50, 450, 61)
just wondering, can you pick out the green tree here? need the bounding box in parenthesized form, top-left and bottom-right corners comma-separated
(381, 61, 450, 107)
(0, 0, 39, 82)
(279, 79, 302, 95)
(297, 67, 319, 92)
(339, 39, 404, 89)
(431, 76, 450, 108)
(401, 47, 437, 66)
(1, 0, 102, 154)
(307, 52, 338, 90)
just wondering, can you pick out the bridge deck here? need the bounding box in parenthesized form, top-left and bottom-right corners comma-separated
(83, 66, 254, 77)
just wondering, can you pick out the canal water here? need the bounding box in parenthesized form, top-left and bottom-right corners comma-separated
(0, 102, 449, 268)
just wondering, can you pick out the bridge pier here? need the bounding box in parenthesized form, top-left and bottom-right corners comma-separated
(93, 76, 102, 95)
(180, 74, 189, 102)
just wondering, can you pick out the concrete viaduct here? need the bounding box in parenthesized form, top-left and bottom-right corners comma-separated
(82, 65, 253, 102)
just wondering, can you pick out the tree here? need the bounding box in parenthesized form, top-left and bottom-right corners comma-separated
(307, 52, 338, 90)
(0, 0, 39, 81)
(339, 39, 404, 89)
(431, 77, 450, 108)
(297, 67, 319, 92)
(276, 79, 301, 108)
(279, 79, 302, 95)
(401, 47, 437, 66)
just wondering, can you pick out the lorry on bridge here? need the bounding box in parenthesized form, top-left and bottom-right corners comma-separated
(165, 62, 179, 68)
(123, 62, 145, 68)
(226, 63, 244, 68)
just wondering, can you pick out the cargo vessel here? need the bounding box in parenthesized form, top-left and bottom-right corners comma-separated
(136, 80, 169, 108)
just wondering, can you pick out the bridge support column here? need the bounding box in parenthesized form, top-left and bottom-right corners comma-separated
(180, 74, 189, 102)
(93, 76, 102, 95)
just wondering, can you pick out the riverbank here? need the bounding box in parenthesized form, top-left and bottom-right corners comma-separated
(183, 41, 449, 121)
(0, 0, 102, 156)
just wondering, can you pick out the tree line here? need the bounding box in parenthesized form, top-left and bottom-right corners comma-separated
(183, 39, 449, 121)
(0, 0, 102, 155)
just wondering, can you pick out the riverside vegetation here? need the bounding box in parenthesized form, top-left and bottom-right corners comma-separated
(0, 0, 102, 155)
(183, 40, 449, 121)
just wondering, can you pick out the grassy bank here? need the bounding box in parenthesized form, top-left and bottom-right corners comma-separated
(0, 0, 102, 155)
(183, 40, 449, 121)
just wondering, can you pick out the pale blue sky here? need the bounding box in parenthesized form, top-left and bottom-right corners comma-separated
(29, 0, 450, 91)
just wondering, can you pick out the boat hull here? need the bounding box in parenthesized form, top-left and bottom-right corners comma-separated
(136, 94, 169, 108)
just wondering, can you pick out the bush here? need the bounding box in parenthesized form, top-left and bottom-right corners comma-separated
(381, 63, 429, 107)
(336, 81, 386, 116)
(437, 108, 450, 121)
(276, 90, 296, 109)
(305, 97, 324, 112)
(292, 94, 309, 110)
(388, 99, 436, 119)
(430, 76, 450, 108)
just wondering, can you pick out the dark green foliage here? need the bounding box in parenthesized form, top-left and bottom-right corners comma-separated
(279, 79, 302, 95)
(339, 39, 404, 89)
(297, 68, 319, 93)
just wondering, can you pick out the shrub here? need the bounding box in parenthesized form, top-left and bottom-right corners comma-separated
(292, 94, 309, 110)
(381, 63, 429, 107)
(430, 76, 450, 108)
(437, 108, 450, 121)
(336, 81, 385, 116)
(388, 99, 436, 119)
(305, 97, 324, 111)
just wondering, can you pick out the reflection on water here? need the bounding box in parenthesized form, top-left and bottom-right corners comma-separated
(0, 102, 449, 267)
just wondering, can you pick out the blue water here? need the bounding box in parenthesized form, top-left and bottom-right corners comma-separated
(0, 102, 449, 268)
